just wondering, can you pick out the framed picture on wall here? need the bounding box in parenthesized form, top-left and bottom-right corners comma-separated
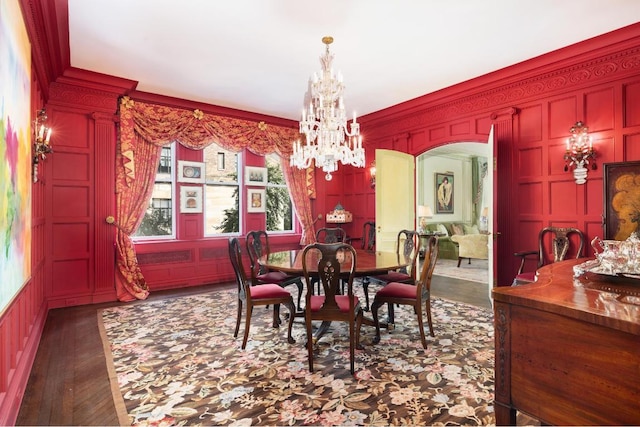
(177, 161, 205, 183)
(603, 160, 640, 240)
(247, 188, 266, 213)
(435, 172, 454, 214)
(180, 186, 203, 213)
(245, 166, 267, 186)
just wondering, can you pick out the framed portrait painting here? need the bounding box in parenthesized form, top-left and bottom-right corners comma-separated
(180, 186, 203, 213)
(245, 166, 267, 186)
(435, 172, 454, 214)
(247, 188, 266, 213)
(603, 161, 640, 240)
(177, 160, 205, 183)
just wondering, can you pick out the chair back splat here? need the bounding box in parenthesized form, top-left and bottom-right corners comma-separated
(228, 237, 296, 349)
(369, 235, 439, 349)
(301, 242, 363, 374)
(315, 227, 347, 244)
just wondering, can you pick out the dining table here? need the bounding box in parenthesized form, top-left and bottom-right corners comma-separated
(259, 247, 411, 279)
(259, 247, 412, 343)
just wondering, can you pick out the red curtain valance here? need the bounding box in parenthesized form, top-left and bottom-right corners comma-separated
(118, 96, 302, 185)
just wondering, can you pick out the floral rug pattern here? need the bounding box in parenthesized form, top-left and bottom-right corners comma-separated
(100, 289, 495, 426)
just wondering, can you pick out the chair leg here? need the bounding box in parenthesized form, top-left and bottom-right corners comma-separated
(468, 258, 471, 265)
(295, 280, 303, 311)
(415, 303, 427, 349)
(241, 306, 253, 349)
(371, 299, 383, 344)
(283, 299, 296, 344)
(234, 299, 243, 338)
(457, 257, 462, 267)
(387, 302, 395, 326)
(425, 299, 435, 338)
(363, 278, 370, 311)
(356, 309, 364, 350)
(349, 314, 358, 375)
(305, 315, 315, 372)
(272, 303, 281, 328)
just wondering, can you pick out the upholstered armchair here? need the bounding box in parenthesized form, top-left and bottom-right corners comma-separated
(450, 233, 489, 267)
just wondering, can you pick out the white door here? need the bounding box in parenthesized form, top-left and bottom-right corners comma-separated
(375, 149, 415, 252)
(487, 125, 495, 303)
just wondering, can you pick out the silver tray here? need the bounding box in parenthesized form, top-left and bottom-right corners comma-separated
(574, 259, 640, 282)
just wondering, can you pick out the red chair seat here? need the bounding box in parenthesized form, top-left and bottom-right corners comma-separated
(372, 271, 410, 283)
(375, 281, 416, 299)
(515, 272, 535, 282)
(309, 295, 359, 312)
(257, 271, 289, 283)
(250, 283, 292, 299)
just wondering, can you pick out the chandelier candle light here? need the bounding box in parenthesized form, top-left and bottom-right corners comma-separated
(291, 36, 364, 181)
(563, 120, 595, 184)
(32, 108, 53, 183)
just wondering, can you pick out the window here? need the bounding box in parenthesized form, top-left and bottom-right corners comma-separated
(203, 142, 240, 235)
(266, 153, 294, 232)
(134, 145, 175, 237)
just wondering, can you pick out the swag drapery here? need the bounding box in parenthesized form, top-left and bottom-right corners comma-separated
(115, 96, 316, 302)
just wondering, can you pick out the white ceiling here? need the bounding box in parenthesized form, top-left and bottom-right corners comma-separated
(68, 0, 640, 121)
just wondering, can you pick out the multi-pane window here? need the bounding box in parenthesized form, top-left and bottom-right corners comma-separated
(266, 153, 294, 232)
(134, 145, 175, 237)
(203, 142, 240, 235)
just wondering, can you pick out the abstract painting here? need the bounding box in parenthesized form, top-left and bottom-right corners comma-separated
(1, 0, 32, 314)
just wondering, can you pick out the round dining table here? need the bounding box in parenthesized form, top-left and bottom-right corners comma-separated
(259, 248, 411, 278)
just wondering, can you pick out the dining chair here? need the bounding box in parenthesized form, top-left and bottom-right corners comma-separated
(369, 235, 439, 349)
(315, 227, 347, 244)
(228, 237, 296, 349)
(361, 221, 376, 250)
(512, 226, 585, 286)
(301, 242, 363, 374)
(364, 229, 420, 314)
(246, 230, 304, 311)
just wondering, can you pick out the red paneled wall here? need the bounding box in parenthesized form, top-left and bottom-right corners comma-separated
(3, 1, 640, 424)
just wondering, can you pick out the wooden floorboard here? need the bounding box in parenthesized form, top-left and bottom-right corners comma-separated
(16, 277, 530, 426)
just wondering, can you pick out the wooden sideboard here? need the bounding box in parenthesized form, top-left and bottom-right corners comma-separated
(492, 258, 640, 425)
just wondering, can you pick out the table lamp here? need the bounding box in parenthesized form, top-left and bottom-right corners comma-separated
(417, 205, 433, 233)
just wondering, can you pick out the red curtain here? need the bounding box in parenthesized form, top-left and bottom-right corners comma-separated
(115, 97, 316, 301)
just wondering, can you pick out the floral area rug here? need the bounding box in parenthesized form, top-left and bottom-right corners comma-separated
(99, 287, 495, 426)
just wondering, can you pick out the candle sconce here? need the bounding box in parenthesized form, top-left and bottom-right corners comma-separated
(33, 108, 52, 183)
(563, 121, 595, 185)
(369, 160, 376, 188)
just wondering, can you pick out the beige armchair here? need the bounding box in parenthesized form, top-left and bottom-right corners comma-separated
(450, 233, 489, 267)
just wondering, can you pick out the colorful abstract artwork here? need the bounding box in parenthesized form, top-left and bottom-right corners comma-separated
(1, 0, 32, 314)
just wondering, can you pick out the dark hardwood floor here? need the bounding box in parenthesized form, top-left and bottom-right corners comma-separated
(16, 274, 507, 425)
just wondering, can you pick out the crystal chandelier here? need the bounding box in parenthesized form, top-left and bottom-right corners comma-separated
(290, 36, 364, 181)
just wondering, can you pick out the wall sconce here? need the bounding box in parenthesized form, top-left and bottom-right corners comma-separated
(417, 205, 433, 233)
(369, 160, 376, 188)
(563, 120, 595, 185)
(33, 108, 53, 183)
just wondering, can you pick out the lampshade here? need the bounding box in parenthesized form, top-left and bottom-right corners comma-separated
(418, 205, 433, 217)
